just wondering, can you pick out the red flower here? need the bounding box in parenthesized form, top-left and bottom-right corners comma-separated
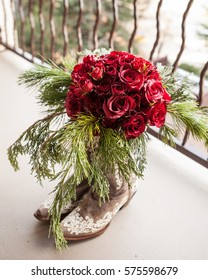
(104, 64, 117, 76)
(144, 80, 165, 103)
(79, 78, 93, 93)
(124, 114, 146, 139)
(119, 67, 144, 88)
(111, 82, 127, 95)
(103, 53, 119, 65)
(65, 91, 83, 118)
(71, 63, 91, 82)
(118, 53, 135, 65)
(103, 94, 136, 119)
(149, 102, 167, 127)
(95, 75, 112, 95)
(91, 66, 104, 80)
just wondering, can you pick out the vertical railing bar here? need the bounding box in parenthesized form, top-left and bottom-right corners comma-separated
(62, 0, 69, 57)
(10, 0, 18, 48)
(38, 0, 45, 61)
(149, 0, 163, 61)
(172, 0, 194, 73)
(18, 0, 25, 53)
(49, 0, 56, 60)
(1, 0, 8, 43)
(0, 22, 2, 43)
(77, 0, 83, 52)
(128, 0, 138, 53)
(181, 63, 208, 147)
(181, 130, 189, 146)
(198, 61, 208, 106)
(109, 0, 118, 50)
(28, 0, 35, 60)
(93, 0, 101, 50)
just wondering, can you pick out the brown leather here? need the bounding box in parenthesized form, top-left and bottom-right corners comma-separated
(61, 172, 138, 240)
(34, 179, 90, 221)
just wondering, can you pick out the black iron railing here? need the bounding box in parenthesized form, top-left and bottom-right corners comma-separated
(0, 0, 207, 167)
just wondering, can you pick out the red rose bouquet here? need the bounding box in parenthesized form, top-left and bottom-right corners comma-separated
(8, 49, 208, 249)
(65, 51, 171, 139)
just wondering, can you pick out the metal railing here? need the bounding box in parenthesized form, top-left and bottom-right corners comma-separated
(0, 0, 207, 167)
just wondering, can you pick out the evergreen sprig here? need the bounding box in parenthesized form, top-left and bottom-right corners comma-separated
(18, 57, 75, 112)
(8, 112, 67, 183)
(167, 101, 208, 147)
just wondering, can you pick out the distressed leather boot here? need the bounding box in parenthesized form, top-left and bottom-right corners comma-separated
(34, 179, 90, 221)
(60, 171, 138, 240)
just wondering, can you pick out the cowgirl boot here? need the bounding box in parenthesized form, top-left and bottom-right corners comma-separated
(60, 171, 138, 240)
(34, 179, 90, 221)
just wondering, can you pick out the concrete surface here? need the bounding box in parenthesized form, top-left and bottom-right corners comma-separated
(0, 49, 208, 260)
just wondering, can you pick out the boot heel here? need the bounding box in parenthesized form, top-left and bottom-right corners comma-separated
(120, 189, 137, 210)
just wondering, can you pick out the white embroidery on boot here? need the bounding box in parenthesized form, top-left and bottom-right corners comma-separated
(114, 166, 123, 190)
(62, 197, 128, 235)
(42, 192, 74, 213)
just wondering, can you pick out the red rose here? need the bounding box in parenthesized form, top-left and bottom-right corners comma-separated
(95, 75, 111, 95)
(123, 114, 146, 139)
(119, 67, 144, 88)
(132, 57, 146, 71)
(91, 66, 104, 80)
(104, 64, 117, 76)
(118, 54, 135, 65)
(71, 63, 91, 82)
(149, 101, 167, 127)
(144, 79, 165, 103)
(83, 55, 96, 65)
(103, 53, 119, 65)
(79, 78, 93, 93)
(65, 91, 83, 118)
(111, 82, 127, 95)
(163, 87, 171, 102)
(130, 90, 142, 110)
(103, 94, 136, 119)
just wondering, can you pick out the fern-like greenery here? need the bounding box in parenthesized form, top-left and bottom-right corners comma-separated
(159, 64, 208, 148)
(18, 57, 76, 112)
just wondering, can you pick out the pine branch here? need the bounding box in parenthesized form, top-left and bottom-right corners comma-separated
(7, 112, 67, 183)
(158, 64, 196, 103)
(167, 101, 208, 147)
(18, 59, 73, 112)
(159, 124, 178, 147)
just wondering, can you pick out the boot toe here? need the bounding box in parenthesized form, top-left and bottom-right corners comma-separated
(34, 206, 50, 221)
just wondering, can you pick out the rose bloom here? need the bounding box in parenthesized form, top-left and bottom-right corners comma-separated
(65, 91, 83, 118)
(149, 101, 167, 127)
(103, 94, 136, 119)
(130, 90, 142, 110)
(83, 55, 96, 65)
(119, 67, 144, 88)
(123, 114, 146, 139)
(104, 64, 117, 76)
(144, 79, 166, 103)
(95, 75, 112, 95)
(103, 53, 119, 65)
(91, 66, 104, 80)
(83, 92, 105, 116)
(118, 53, 135, 65)
(79, 78, 94, 93)
(71, 63, 91, 82)
(111, 82, 127, 95)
